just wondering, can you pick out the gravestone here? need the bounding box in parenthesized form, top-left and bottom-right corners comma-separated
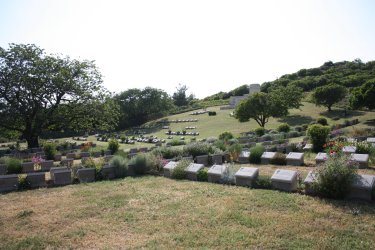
(286, 152, 304, 166)
(127, 163, 136, 176)
(104, 155, 114, 162)
(315, 152, 327, 165)
(304, 171, 318, 195)
(66, 153, 76, 159)
(303, 144, 313, 151)
(211, 154, 223, 165)
(104, 150, 112, 156)
(238, 150, 250, 164)
(139, 147, 148, 153)
(207, 164, 225, 183)
(163, 161, 178, 178)
(348, 174, 375, 201)
(366, 137, 375, 143)
(81, 157, 90, 165)
(342, 146, 356, 154)
(60, 158, 74, 167)
(77, 168, 96, 183)
(41, 160, 54, 171)
(26, 172, 46, 188)
(350, 154, 369, 168)
(0, 174, 18, 192)
(80, 152, 90, 158)
(0, 164, 7, 175)
(53, 169, 72, 186)
(129, 148, 138, 154)
(22, 162, 35, 173)
(234, 167, 259, 187)
(185, 163, 204, 181)
(261, 152, 276, 164)
(102, 165, 116, 179)
(271, 169, 298, 192)
(91, 151, 101, 158)
(54, 154, 62, 161)
(50, 167, 69, 181)
(196, 155, 209, 166)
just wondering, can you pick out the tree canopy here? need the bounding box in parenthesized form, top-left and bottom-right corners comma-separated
(311, 83, 347, 111)
(0, 43, 119, 148)
(172, 84, 194, 107)
(350, 79, 375, 110)
(234, 92, 289, 127)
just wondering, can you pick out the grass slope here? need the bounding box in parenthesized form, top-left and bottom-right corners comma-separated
(1, 174, 375, 249)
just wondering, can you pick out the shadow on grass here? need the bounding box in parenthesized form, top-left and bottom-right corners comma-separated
(319, 110, 366, 119)
(278, 115, 314, 126)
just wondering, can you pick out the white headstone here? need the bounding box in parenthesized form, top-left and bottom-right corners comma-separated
(271, 169, 297, 184)
(342, 146, 356, 154)
(186, 163, 204, 173)
(234, 167, 259, 178)
(163, 161, 178, 171)
(208, 164, 225, 176)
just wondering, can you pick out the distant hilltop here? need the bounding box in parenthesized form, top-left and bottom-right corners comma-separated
(221, 84, 260, 110)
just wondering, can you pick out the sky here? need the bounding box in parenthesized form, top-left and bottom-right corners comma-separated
(1, 0, 375, 98)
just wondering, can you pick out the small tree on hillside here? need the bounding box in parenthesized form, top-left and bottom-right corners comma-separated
(312, 84, 347, 111)
(350, 80, 375, 110)
(234, 92, 288, 127)
(172, 84, 194, 107)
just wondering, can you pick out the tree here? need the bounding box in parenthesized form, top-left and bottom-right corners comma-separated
(350, 80, 375, 110)
(115, 87, 173, 129)
(268, 84, 303, 110)
(312, 84, 347, 111)
(0, 44, 119, 148)
(172, 84, 194, 107)
(234, 92, 288, 127)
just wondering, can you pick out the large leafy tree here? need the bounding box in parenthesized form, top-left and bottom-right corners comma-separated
(268, 84, 303, 110)
(115, 87, 173, 129)
(234, 92, 288, 127)
(350, 80, 375, 110)
(0, 44, 119, 148)
(312, 83, 347, 111)
(172, 84, 194, 107)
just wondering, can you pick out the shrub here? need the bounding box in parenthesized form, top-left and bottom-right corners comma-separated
(82, 157, 96, 169)
(277, 123, 290, 133)
(152, 147, 182, 159)
(208, 111, 217, 116)
(355, 141, 374, 154)
(249, 145, 265, 164)
(6, 158, 22, 174)
(109, 155, 128, 178)
(221, 163, 236, 184)
(307, 124, 330, 152)
(255, 127, 265, 136)
(228, 143, 242, 162)
(171, 159, 190, 179)
(43, 143, 57, 160)
(170, 139, 186, 146)
(313, 155, 358, 199)
(270, 152, 286, 165)
(214, 140, 227, 152)
(317, 117, 328, 126)
(108, 139, 119, 155)
(255, 175, 272, 189)
(287, 131, 300, 138)
(219, 132, 234, 141)
(197, 168, 208, 181)
(129, 154, 149, 175)
(260, 134, 272, 141)
(18, 175, 30, 190)
(183, 143, 214, 157)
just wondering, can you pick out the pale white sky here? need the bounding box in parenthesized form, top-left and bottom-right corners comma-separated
(1, 0, 375, 98)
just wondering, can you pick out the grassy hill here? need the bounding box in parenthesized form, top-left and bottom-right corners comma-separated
(1, 175, 375, 249)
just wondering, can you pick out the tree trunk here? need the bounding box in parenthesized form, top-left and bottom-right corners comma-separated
(328, 105, 332, 111)
(26, 135, 39, 148)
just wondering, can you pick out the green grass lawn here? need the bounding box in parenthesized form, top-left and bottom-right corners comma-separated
(1, 174, 375, 249)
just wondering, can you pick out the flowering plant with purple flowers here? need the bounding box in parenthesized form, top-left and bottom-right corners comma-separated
(32, 156, 44, 171)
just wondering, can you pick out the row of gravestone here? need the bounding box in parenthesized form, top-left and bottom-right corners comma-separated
(163, 162, 375, 201)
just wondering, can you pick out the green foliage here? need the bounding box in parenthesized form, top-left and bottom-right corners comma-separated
(249, 146, 265, 164)
(43, 143, 57, 160)
(152, 147, 182, 159)
(355, 142, 374, 154)
(350, 79, 375, 110)
(183, 142, 215, 157)
(6, 158, 22, 174)
(269, 85, 303, 110)
(235, 92, 289, 127)
(109, 155, 128, 178)
(171, 159, 190, 179)
(18, 175, 30, 190)
(312, 84, 347, 111)
(129, 153, 154, 175)
(316, 117, 328, 126)
(255, 127, 266, 136)
(228, 143, 243, 162)
(0, 43, 119, 148)
(214, 140, 227, 152)
(313, 155, 358, 199)
(170, 139, 186, 146)
(197, 168, 208, 182)
(208, 111, 217, 116)
(172, 84, 194, 107)
(277, 123, 290, 133)
(108, 139, 119, 154)
(307, 124, 330, 152)
(255, 175, 272, 189)
(218, 132, 234, 141)
(270, 152, 286, 165)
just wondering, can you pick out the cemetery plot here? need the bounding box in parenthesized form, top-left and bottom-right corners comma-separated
(315, 152, 327, 165)
(271, 169, 298, 192)
(286, 152, 304, 166)
(207, 164, 225, 183)
(261, 152, 276, 164)
(350, 154, 369, 168)
(185, 163, 204, 181)
(348, 174, 375, 201)
(163, 161, 178, 178)
(234, 167, 259, 187)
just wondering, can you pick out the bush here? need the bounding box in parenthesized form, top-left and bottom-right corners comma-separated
(208, 111, 217, 116)
(260, 134, 273, 141)
(43, 143, 57, 160)
(307, 124, 330, 152)
(255, 127, 265, 136)
(249, 145, 265, 164)
(214, 140, 227, 152)
(355, 141, 374, 154)
(228, 143, 242, 162)
(197, 168, 208, 181)
(183, 143, 214, 157)
(129, 154, 149, 175)
(219, 132, 234, 141)
(317, 117, 328, 126)
(277, 123, 290, 133)
(313, 155, 358, 199)
(109, 155, 128, 178)
(270, 152, 286, 165)
(255, 175, 272, 189)
(18, 175, 30, 190)
(108, 139, 119, 155)
(170, 139, 186, 146)
(152, 147, 182, 159)
(6, 158, 22, 174)
(171, 159, 190, 179)
(287, 131, 300, 138)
